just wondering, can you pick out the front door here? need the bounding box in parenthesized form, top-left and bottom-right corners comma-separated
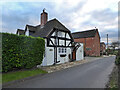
(72, 50, 76, 60)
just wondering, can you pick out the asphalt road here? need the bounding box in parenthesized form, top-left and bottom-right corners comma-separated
(4, 56, 115, 88)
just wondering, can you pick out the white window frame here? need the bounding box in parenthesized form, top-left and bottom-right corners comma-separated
(58, 48, 66, 54)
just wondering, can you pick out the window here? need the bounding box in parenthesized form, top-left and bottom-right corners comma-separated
(59, 48, 61, 53)
(58, 48, 66, 54)
(29, 31, 35, 35)
(62, 48, 63, 53)
(86, 48, 92, 51)
(65, 48, 66, 53)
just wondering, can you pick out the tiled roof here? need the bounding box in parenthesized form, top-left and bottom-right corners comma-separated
(16, 29, 25, 35)
(26, 25, 37, 31)
(31, 18, 70, 38)
(100, 42, 105, 45)
(17, 18, 72, 38)
(72, 29, 98, 39)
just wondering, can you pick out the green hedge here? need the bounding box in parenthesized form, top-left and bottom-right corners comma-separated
(2, 33, 45, 72)
(115, 56, 120, 65)
(115, 50, 120, 65)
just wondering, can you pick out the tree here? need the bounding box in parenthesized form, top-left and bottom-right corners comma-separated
(111, 41, 119, 50)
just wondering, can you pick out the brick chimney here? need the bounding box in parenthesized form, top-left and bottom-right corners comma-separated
(41, 9, 48, 26)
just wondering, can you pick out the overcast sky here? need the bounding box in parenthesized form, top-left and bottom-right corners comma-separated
(0, 0, 119, 44)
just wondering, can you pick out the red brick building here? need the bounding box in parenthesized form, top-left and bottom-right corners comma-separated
(72, 29, 100, 56)
(100, 42, 106, 55)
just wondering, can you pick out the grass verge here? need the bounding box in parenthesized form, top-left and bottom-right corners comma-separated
(106, 65, 118, 89)
(109, 72, 118, 88)
(0, 74, 2, 84)
(2, 68, 47, 83)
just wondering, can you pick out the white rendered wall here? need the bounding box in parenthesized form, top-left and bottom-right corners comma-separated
(41, 39, 47, 66)
(42, 47, 71, 66)
(26, 27, 29, 36)
(46, 47, 54, 65)
(41, 42, 84, 66)
(41, 39, 54, 66)
(41, 31, 73, 66)
(76, 43, 84, 61)
(57, 48, 71, 64)
(57, 33, 71, 64)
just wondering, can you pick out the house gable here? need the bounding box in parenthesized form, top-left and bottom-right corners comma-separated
(95, 29, 100, 40)
(31, 18, 72, 38)
(16, 29, 25, 35)
(47, 28, 73, 47)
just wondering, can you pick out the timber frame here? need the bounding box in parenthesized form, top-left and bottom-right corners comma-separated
(45, 28, 74, 65)
(46, 28, 74, 48)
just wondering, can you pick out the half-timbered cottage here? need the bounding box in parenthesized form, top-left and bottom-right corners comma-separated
(16, 9, 84, 66)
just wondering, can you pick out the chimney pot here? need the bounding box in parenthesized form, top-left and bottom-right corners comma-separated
(41, 9, 48, 26)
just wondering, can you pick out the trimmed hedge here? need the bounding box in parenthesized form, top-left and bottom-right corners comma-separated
(2, 33, 45, 72)
(115, 50, 120, 65)
(115, 56, 120, 65)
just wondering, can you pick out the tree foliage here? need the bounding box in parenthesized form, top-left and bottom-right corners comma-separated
(115, 49, 120, 65)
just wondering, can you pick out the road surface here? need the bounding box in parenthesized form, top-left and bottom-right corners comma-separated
(4, 56, 115, 88)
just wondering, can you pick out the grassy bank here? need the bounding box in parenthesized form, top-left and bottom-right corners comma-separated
(106, 65, 118, 89)
(0, 74, 1, 84)
(2, 68, 47, 83)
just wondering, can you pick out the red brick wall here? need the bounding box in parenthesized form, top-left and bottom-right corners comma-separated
(74, 33, 100, 56)
(93, 32, 100, 56)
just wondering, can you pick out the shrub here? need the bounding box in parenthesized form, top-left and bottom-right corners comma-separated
(115, 56, 120, 65)
(115, 50, 120, 65)
(113, 50, 118, 55)
(2, 33, 45, 72)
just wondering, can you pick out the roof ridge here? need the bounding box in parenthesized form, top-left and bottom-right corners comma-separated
(72, 29, 97, 34)
(72, 29, 98, 39)
(17, 29, 24, 31)
(45, 18, 58, 24)
(26, 24, 35, 27)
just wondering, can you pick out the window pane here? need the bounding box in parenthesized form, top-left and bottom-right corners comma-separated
(59, 48, 60, 53)
(62, 48, 64, 53)
(65, 48, 66, 53)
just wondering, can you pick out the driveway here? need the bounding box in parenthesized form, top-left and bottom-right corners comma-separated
(3, 56, 115, 88)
